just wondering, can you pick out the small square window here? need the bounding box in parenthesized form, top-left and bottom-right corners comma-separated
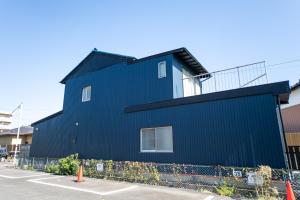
(82, 85, 91, 102)
(158, 61, 166, 78)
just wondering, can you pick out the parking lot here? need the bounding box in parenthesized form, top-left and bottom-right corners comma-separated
(0, 162, 230, 200)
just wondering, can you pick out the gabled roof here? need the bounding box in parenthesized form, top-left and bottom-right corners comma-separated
(0, 126, 33, 136)
(60, 48, 208, 84)
(31, 110, 63, 126)
(128, 47, 208, 74)
(60, 49, 135, 84)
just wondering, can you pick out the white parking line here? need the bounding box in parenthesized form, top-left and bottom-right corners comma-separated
(101, 186, 139, 195)
(203, 195, 214, 200)
(28, 175, 63, 181)
(142, 186, 215, 198)
(27, 176, 138, 196)
(0, 173, 49, 179)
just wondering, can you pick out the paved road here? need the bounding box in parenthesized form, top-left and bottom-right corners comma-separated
(0, 162, 230, 200)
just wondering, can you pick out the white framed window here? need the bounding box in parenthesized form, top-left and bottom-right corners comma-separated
(82, 85, 91, 102)
(140, 126, 173, 152)
(158, 61, 166, 78)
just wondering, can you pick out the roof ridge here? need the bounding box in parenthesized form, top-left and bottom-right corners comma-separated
(93, 49, 136, 59)
(60, 49, 135, 84)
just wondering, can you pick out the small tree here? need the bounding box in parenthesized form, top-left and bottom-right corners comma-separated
(255, 165, 279, 199)
(58, 154, 80, 175)
(216, 179, 236, 197)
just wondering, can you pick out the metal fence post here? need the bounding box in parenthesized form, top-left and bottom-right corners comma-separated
(264, 61, 268, 83)
(237, 67, 241, 87)
(218, 165, 222, 181)
(213, 72, 217, 92)
(32, 157, 35, 167)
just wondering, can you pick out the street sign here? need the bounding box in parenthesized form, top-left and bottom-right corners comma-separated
(233, 170, 242, 177)
(247, 172, 264, 186)
(12, 138, 22, 145)
(96, 163, 104, 172)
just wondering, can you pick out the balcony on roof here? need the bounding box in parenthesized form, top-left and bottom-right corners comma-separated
(181, 61, 268, 97)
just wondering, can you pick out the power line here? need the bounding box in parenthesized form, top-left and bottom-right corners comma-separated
(213, 59, 300, 73)
(266, 59, 300, 68)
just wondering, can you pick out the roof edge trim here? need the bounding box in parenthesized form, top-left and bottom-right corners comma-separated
(124, 81, 290, 113)
(31, 110, 63, 126)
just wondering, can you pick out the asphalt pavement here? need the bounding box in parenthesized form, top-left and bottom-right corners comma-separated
(0, 162, 230, 200)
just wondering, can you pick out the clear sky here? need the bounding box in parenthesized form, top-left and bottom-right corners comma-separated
(1, 0, 300, 127)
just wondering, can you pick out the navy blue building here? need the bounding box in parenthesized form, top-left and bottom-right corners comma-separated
(30, 48, 290, 168)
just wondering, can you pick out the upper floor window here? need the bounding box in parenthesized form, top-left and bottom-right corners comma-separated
(82, 85, 91, 102)
(158, 61, 166, 78)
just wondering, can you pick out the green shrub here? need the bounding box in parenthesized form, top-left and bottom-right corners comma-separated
(123, 162, 146, 182)
(255, 166, 279, 199)
(148, 165, 160, 184)
(58, 154, 80, 175)
(26, 165, 34, 171)
(82, 159, 160, 184)
(83, 159, 99, 178)
(216, 180, 236, 197)
(104, 160, 113, 178)
(44, 163, 59, 174)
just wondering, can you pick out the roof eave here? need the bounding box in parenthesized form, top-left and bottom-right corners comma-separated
(173, 48, 208, 74)
(128, 47, 208, 75)
(60, 51, 95, 84)
(31, 110, 63, 126)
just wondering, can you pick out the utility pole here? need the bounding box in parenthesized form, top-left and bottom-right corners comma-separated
(12, 103, 23, 165)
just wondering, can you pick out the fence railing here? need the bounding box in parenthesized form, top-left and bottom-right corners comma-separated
(17, 157, 300, 199)
(183, 61, 268, 96)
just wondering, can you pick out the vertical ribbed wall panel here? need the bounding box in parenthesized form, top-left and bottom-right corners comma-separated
(30, 55, 285, 168)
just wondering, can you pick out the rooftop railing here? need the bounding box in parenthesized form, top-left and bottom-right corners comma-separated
(183, 61, 268, 96)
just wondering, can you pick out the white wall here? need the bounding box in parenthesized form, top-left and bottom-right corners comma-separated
(281, 87, 300, 109)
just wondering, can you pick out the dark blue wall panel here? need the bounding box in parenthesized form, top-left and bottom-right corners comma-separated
(30, 55, 286, 168)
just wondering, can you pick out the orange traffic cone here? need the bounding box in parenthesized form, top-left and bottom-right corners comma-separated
(286, 180, 296, 200)
(76, 165, 84, 182)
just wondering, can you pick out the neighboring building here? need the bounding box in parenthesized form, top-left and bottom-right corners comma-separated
(30, 48, 290, 168)
(0, 126, 33, 154)
(0, 112, 12, 132)
(281, 80, 300, 170)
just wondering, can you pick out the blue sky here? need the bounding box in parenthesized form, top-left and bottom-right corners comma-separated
(1, 0, 299, 127)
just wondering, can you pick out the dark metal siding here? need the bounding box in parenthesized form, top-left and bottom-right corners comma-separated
(30, 56, 286, 168)
(124, 94, 285, 168)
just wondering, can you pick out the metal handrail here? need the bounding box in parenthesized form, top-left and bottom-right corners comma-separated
(182, 61, 266, 80)
(181, 61, 268, 95)
(241, 73, 267, 88)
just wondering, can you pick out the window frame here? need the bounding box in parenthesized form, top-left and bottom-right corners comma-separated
(140, 126, 173, 153)
(158, 61, 167, 79)
(82, 85, 91, 102)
